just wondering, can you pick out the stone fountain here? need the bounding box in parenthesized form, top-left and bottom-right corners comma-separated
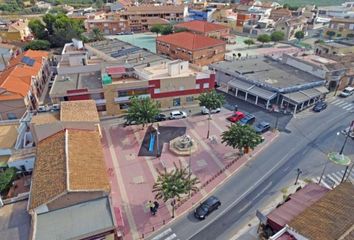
(169, 134, 198, 156)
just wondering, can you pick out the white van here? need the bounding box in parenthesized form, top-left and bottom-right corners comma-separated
(339, 87, 354, 97)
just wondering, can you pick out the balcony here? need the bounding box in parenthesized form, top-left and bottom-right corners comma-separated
(114, 94, 151, 103)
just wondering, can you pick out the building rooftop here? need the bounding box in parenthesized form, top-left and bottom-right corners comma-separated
(33, 197, 115, 240)
(330, 17, 354, 23)
(0, 50, 49, 101)
(86, 39, 168, 68)
(157, 32, 225, 51)
(289, 182, 354, 240)
(174, 20, 229, 33)
(50, 71, 102, 97)
(30, 112, 60, 126)
(287, 52, 338, 69)
(60, 100, 100, 122)
(321, 40, 354, 48)
(0, 123, 18, 149)
(211, 56, 324, 90)
(0, 200, 30, 240)
(29, 129, 109, 210)
(123, 4, 184, 14)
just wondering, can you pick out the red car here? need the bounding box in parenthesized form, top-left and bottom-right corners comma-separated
(226, 111, 245, 123)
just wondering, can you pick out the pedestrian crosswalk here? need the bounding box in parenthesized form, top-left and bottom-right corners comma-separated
(311, 169, 354, 189)
(328, 98, 354, 112)
(151, 228, 179, 240)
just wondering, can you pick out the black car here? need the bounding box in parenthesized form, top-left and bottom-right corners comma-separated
(194, 196, 221, 220)
(154, 114, 167, 122)
(239, 114, 256, 126)
(254, 121, 270, 134)
(313, 101, 327, 112)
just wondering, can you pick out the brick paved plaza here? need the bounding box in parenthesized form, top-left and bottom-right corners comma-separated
(101, 111, 278, 239)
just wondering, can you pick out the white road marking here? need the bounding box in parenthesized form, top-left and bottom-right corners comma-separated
(164, 233, 177, 240)
(342, 104, 354, 110)
(151, 228, 173, 240)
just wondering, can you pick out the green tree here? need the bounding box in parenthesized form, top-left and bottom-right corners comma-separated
(221, 123, 263, 155)
(175, 27, 187, 33)
(244, 39, 255, 48)
(294, 31, 305, 41)
(125, 96, 160, 128)
(197, 90, 225, 139)
(43, 14, 57, 35)
(152, 161, 199, 218)
(28, 19, 47, 39)
(161, 25, 173, 35)
(95, 0, 104, 9)
(347, 33, 354, 38)
(257, 34, 271, 46)
(0, 167, 17, 194)
(24, 40, 51, 50)
(150, 24, 163, 36)
(92, 27, 104, 41)
(271, 31, 285, 43)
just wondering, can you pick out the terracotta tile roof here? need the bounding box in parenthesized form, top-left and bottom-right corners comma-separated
(67, 129, 110, 191)
(0, 123, 19, 149)
(289, 182, 354, 240)
(60, 100, 100, 122)
(29, 129, 109, 210)
(157, 32, 225, 51)
(146, 17, 170, 25)
(174, 20, 229, 33)
(30, 131, 67, 210)
(0, 50, 49, 101)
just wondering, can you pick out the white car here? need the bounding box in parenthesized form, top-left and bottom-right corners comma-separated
(339, 87, 354, 97)
(201, 106, 221, 115)
(169, 110, 187, 119)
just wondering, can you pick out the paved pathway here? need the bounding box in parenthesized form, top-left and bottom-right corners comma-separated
(101, 112, 278, 239)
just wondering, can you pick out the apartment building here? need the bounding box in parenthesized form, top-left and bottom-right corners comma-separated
(323, 18, 354, 38)
(174, 20, 230, 39)
(120, 5, 185, 32)
(156, 32, 226, 66)
(49, 39, 105, 111)
(85, 13, 129, 35)
(0, 50, 50, 120)
(103, 60, 215, 116)
(315, 40, 354, 56)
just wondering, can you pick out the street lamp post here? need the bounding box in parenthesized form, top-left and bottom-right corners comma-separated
(295, 168, 302, 185)
(156, 124, 160, 158)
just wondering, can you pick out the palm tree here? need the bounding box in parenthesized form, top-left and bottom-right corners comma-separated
(197, 90, 225, 139)
(125, 96, 160, 128)
(152, 161, 199, 218)
(221, 123, 263, 155)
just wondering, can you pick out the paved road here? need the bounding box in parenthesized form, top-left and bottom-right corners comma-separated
(148, 94, 354, 240)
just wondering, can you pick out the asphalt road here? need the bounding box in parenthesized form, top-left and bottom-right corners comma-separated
(148, 94, 354, 240)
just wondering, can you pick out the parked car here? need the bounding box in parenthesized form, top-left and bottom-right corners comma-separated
(154, 113, 167, 122)
(339, 87, 354, 97)
(313, 101, 327, 112)
(254, 121, 271, 134)
(226, 111, 245, 123)
(123, 119, 137, 127)
(201, 106, 221, 115)
(169, 110, 187, 119)
(194, 196, 221, 220)
(239, 113, 256, 126)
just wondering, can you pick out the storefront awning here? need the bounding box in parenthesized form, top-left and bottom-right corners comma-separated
(282, 86, 327, 105)
(228, 79, 276, 100)
(315, 86, 329, 94)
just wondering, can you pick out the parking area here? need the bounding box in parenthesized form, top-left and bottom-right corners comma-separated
(101, 109, 279, 239)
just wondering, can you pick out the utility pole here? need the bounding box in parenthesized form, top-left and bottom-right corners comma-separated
(295, 168, 302, 185)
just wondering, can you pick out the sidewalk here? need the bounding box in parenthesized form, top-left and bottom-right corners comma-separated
(101, 112, 279, 240)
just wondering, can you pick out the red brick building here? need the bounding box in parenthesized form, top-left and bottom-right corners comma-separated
(174, 20, 230, 39)
(156, 32, 226, 66)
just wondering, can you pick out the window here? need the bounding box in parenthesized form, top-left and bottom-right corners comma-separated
(195, 84, 200, 89)
(203, 83, 210, 89)
(119, 103, 130, 109)
(154, 88, 160, 94)
(97, 105, 106, 112)
(186, 96, 194, 103)
(7, 113, 17, 120)
(173, 98, 181, 107)
(118, 90, 129, 97)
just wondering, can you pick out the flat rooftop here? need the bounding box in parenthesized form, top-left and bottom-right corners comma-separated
(50, 71, 102, 97)
(211, 56, 324, 90)
(0, 200, 31, 240)
(322, 40, 354, 48)
(0, 123, 18, 149)
(290, 53, 337, 68)
(86, 39, 168, 68)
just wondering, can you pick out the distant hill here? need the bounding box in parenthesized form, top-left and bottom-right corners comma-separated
(274, 0, 347, 7)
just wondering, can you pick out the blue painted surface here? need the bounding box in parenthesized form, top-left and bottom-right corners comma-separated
(149, 133, 155, 152)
